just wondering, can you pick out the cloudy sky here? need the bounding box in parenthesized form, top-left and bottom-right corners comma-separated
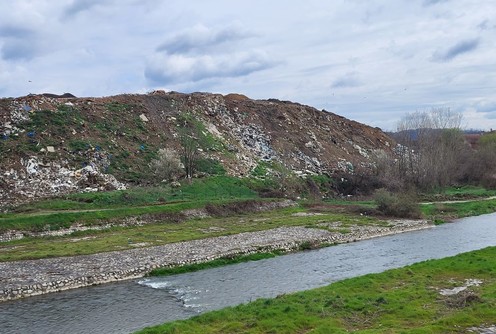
(1, 0, 495, 130)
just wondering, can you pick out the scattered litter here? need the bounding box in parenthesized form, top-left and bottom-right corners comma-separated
(467, 325, 496, 334)
(439, 279, 483, 296)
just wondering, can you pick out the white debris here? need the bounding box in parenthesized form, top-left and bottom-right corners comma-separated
(25, 158, 39, 175)
(439, 279, 483, 296)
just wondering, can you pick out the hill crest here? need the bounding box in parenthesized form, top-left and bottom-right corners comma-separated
(0, 91, 393, 205)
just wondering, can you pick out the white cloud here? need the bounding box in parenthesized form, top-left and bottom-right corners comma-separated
(146, 22, 275, 85)
(145, 50, 275, 84)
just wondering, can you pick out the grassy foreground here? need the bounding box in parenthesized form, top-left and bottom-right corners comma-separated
(137, 246, 496, 334)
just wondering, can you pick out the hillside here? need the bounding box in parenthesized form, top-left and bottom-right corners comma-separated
(0, 91, 393, 206)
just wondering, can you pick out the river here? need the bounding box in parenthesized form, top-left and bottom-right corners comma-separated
(1, 213, 496, 333)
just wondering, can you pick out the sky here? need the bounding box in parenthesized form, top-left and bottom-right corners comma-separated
(1, 0, 495, 131)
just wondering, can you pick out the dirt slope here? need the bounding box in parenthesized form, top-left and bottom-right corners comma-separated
(0, 91, 393, 205)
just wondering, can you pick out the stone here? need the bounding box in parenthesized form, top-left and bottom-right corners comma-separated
(139, 114, 149, 122)
(46, 146, 55, 153)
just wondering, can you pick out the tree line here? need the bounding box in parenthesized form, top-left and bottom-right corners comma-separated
(376, 107, 496, 191)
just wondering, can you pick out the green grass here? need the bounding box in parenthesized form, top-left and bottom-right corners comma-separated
(0, 176, 259, 231)
(421, 198, 496, 220)
(136, 246, 496, 334)
(148, 252, 282, 277)
(7, 176, 257, 213)
(3, 177, 496, 263)
(0, 200, 208, 232)
(421, 186, 496, 202)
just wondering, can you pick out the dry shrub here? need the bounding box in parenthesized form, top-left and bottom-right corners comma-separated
(444, 290, 481, 308)
(205, 200, 262, 217)
(374, 188, 421, 218)
(149, 148, 184, 182)
(142, 211, 185, 223)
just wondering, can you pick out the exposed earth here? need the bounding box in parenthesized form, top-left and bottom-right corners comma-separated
(0, 91, 393, 206)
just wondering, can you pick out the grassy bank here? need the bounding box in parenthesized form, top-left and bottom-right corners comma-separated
(421, 197, 496, 221)
(420, 186, 496, 202)
(2, 179, 496, 262)
(137, 246, 496, 334)
(0, 206, 387, 262)
(0, 177, 257, 231)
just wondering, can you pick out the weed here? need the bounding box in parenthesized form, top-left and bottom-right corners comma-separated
(196, 158, 226, 176)
(105, 102, 133, 113)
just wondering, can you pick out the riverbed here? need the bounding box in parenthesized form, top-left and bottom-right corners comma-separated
(1, 213, 496, 333)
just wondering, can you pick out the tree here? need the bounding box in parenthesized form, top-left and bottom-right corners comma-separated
(176, 112, 224, 179)
(474, 132, 496, 188)
(389, 107, 467, 190)
(149, 148, 183, 182)
(177, 113, 204, 179)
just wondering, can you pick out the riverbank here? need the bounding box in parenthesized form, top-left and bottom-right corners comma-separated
(137, 246, 496, 334)
(0, 218, 431, 302)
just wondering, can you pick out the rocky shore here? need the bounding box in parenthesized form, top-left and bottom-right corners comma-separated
(0, 219, 432, 302)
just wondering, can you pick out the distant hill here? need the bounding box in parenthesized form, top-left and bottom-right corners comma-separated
(387, 128, 487, 149)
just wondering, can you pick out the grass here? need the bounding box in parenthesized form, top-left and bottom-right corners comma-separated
(0, 200, 210, 232)
(136, 246, 496, 334)
(0, 177, 258, 231)
(3, 178, 496, 262)
(148, 252, 282, 277)
(7, 176, 257, 213)
(421, 186, 496, 202)
(421, 198, 496, 221)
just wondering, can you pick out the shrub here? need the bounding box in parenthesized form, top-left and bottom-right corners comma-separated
(149, 148, 184, 182)
(374, 188, 421, 218)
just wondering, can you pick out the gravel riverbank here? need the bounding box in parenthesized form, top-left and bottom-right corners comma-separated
(0, 219, 431, 302)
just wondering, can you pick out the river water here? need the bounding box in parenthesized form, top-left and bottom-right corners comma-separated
(1, 213, 496, 333)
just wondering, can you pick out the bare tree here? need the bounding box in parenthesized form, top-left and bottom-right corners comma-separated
(474, 132, 496, 188)
(390, 107, 467, 190)
(177, 113, 203, 179)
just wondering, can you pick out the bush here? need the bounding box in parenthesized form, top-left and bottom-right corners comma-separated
(149, 148, 184, 182)
(374, 188, 421, 218)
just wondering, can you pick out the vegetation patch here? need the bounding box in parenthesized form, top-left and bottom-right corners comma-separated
(374, 188, 421, 218)
(204, 200, 274, 217)
(421, 198, 496, 220)
(0, 203, 386, 262)
(148, 252, 282, 277)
